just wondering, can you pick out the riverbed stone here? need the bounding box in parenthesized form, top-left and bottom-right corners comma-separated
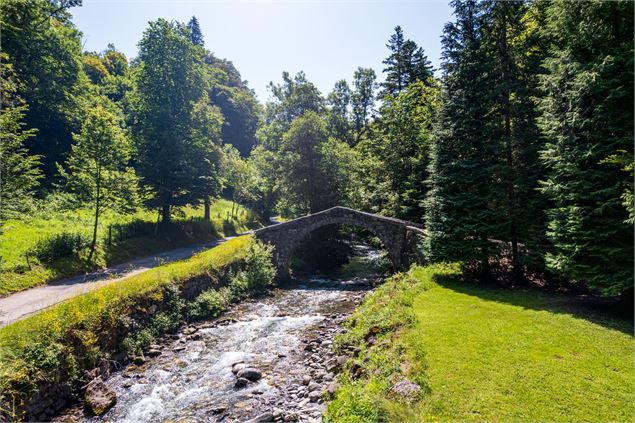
(232, 362, 246, 374)
(307, 382, 321, 392)
(237, 367, 262, 381)
(147, 349, 161, 357)
(245, 411, 274, 423)
(390, 379, 421, 400)
(325, 382, 338, 397)
(84, 378, 116, 416)
(234, 377, 250, 389)
(308, 390, 321, 402)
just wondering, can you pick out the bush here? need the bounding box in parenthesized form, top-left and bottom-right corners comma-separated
(190, 287, 232, 320)
(229, 240, 276, 299)
(32, 232, 89, 264)
(190, 240, 275, 319)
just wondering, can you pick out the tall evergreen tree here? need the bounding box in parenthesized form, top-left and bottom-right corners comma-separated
(423, 0, 501, 270)
(537, 0, 634, 295)
(480, 0, 549, 275)
(380, 26, 434, 97)
(188, 16, 205, 46)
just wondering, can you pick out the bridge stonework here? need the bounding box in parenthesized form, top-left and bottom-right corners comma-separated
(254, 206, 425, 279)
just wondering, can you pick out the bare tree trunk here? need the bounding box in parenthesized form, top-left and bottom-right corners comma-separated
(204, 197, 210, 221)
(162, 202, 171, 224)
(500, 9, 520, 280)
(88, 165, 101, 263)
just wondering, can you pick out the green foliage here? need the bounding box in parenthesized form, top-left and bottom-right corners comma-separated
(0, 0, 86, 180)
(368, 80, 438, 222)
(205, 54, 261, 156)
(379, 25, 434, 97)
(0, 56, 42, 221)
(190, 240, 274, 320)
(32, 232, 90, 264)
(536, 0, 634, 295)
(132, 18, 222, 222)
(189, 287, 232, 321)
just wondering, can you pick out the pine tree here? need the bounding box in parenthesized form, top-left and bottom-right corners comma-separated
(380, 26, 434, 97)
(536, 0, 634, 295)
(188, 16, 205, 47)
(423, 0, 501, 271)
(479, 0, 550, 275)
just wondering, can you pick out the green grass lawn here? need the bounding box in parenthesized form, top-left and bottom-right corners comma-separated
(326, 265, 635, 422)
(0, 199, 259, 295)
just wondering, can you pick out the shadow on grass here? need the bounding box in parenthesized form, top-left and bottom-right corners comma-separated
(432, 273, 634, 337)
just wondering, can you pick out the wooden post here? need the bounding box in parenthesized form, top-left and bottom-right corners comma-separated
(25, 252, 32, 271)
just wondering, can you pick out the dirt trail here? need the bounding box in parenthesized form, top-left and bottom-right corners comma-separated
(0, 237, 236, 327)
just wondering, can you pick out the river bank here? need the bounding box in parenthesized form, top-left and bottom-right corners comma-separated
(54, 275, 378, 423)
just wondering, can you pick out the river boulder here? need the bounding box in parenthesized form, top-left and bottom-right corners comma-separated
(84, 377, 117, 416)
(237, 367, 262, 382)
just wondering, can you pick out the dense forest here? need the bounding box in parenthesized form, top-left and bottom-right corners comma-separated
(1, 0, 633, 298)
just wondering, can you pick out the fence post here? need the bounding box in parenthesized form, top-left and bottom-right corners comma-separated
(25, 252, 31, 271)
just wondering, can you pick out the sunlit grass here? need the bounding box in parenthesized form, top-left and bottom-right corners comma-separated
(326, 264, 635, 422)
(0, 235, 254, 419)
(0, 199, 259, 295)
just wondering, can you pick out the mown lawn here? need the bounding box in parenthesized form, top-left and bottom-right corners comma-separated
(0, 199, 258, 295)
(326, 265, 634, 422)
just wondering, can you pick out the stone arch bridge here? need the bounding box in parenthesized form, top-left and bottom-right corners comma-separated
(254, 206, 425, 279)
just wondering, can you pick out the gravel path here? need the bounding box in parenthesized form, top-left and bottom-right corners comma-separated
(0, 236, 237, 327)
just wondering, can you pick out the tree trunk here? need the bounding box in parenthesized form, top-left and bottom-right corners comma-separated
(204, 197, 210, 221)
(500, 8, 520, 280)
(88, 165, 101, 263)
(162, 202, 171, 224)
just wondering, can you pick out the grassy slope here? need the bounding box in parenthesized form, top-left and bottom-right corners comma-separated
(0, 235, 254, 417)
(0, 199, 258, 295)
(326, 265, 634, 422)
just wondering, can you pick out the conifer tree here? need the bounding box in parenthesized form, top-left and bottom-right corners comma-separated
(536, 0, 634, 295)
(423, 0, 501, 270)
(188, 16, 205, 47)
(380, 26, 434, 97)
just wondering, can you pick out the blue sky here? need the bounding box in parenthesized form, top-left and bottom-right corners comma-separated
(72, 0, 453, 102)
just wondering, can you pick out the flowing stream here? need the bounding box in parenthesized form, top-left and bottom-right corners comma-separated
(57, 244, 385, 423)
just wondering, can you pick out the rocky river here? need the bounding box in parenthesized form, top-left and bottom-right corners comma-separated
(56, 245, 385, 423)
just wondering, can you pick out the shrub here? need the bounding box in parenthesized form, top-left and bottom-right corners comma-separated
(190, 287, 232, 320)
(32, 232, 90, 264)
(190, 240, 275, 319)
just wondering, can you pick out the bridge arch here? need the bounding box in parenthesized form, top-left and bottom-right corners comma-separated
(254, 206, 424, 279)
